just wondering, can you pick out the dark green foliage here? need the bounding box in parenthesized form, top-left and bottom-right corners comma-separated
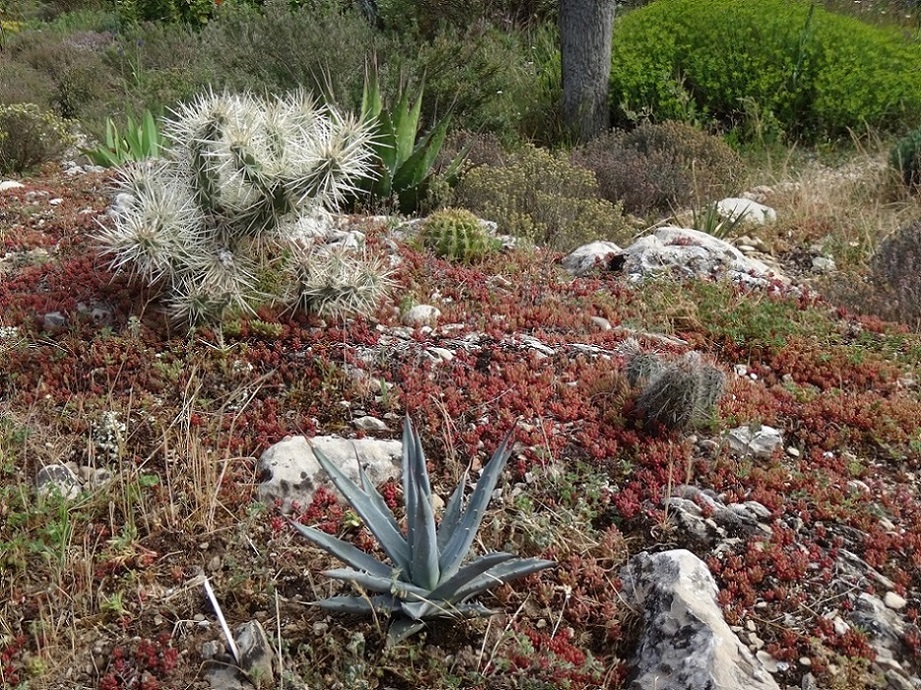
(610, 0, 921, 141)
(572, 121, 742, 217)
(890, 128, 921, 190)
(420, 209, 500, 263)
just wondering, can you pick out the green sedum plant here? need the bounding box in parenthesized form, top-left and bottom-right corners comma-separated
(291, 416, 554, 644)
(419, 208, 501, 263)
(95, 90, 392, 325)
(0, 103, 75, 175)
(82, 109, 162, 168)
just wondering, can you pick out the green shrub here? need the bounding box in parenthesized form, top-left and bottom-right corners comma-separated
(572, 121, 742, 217)
(456, 144, 630, 251)
(0, 59, 57, 109)
(890, 127, 921, 190)
(0, 103, 75, 175)
(610, 0, 921, 140)
(419, 208, 501, 263)
(197, 0, 383, 111)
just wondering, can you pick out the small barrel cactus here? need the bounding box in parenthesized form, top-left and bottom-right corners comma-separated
(890, 127, 921, 191)
(626, 347, 725, 433)
(95, 89, 391, 325)
(419, 208, 500, 263)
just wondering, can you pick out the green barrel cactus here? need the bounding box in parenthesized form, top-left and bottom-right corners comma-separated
(95, 90, 391, 325)
(419, 208, 500, 264)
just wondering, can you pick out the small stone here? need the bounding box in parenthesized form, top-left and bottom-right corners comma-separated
(0, 180, 24, 192)
(35, 464, 81, 500)
(799, 657, 812, 667)
(43, 311, 68, 330)
(207, 555, 221, 572)
(427, 347, 454, 362)
(402, 304, 441, 328)
(590, 316, 612, 331)
(353, 415, 389, 432)
(883, 591, 907, 611)
(49, 198, 63, 206)
(786, 446, 801, 458)
(194, 613, 207, 622)
(200, 640, 223, 659)
(811, 256, 836, 273)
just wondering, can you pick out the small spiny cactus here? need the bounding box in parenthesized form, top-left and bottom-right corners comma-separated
(624, 345, 725, 433)
(419, 208, 500, 263)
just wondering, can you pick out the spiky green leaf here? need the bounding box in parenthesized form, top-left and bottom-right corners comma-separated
(288, 519, 392, 578)
(386, 618, 425, 645)
(436, 469, 467, 550)
(315, 594, 398, 614)
(438, 426, 516, 581)
(451, 558, 555, 603)
(402, 417, 439, 589)
(357, 460, 401, 537)
(312, 443, 410, 571)
(429, 552, 513, 601)
(323, 568, 428, 598)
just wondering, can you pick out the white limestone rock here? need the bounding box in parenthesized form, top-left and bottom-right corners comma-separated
(402, 304, 441, 328)
(561, 241, 623, 276)
(621, 549, 781, 690)
(717, 198, 777, 225)
(257, 435, 402, 512)
(725, 425, 784, 460)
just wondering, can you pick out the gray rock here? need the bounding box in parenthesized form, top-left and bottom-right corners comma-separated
(617, 227, 784, 285)
(352, 415, 389, 432)
(561, 241, 623, 276)
(204, 620, 276, 689)
(621, 549, 780, 690)
(717, 198, 777, 225)
(884, 591, 908, 611)
(811, 256, 837, 273)
(36, 464, 81, 500)
(257, 435, 402, 512)
(0, 180, 24, 192)
(590, 316, 612, 331)
(42, 311, 68, 330)
(402, 304, 441, 328)
(726, 425, 784, 459)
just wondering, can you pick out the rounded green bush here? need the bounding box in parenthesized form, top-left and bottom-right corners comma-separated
(420, 208, 500, 263)
(609, 0, 921, 141)
(0, 103, 75, 175)
(890, 127, 921, 190)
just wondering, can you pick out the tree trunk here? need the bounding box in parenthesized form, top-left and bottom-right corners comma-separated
(560, 0, 616, 143)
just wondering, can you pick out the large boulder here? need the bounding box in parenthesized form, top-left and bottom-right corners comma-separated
(620, 549, 780, 690)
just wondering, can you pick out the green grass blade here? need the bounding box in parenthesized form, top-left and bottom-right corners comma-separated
(438, 426, 516, 580)
(312, 444, 410, 571)
(141, 110, 160, 158)
(288, 519, 391, 578)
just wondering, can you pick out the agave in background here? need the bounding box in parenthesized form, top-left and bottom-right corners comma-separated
(291, 416, 555, 643)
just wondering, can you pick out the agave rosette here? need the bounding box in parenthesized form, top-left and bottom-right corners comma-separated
(291, 416, 554, 643)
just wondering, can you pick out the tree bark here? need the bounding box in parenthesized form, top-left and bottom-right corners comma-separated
(560, 0, 616, 143)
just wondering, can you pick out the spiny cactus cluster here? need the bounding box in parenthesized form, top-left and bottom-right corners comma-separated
(620, 339, 725, 433)
(419, 208, 500, 264)
(95, 90, 392, 325)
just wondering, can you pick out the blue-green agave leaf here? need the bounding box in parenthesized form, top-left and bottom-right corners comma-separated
(386, 618, 425, 645)
(436, 468, 468, 550)
(315, 594, 398, 614)
(403, 416, 439, 590)
(323, 568, 429, 599)
(451, 558, 555, 603)
(438, 426, 516, 581)
(312, 443, 411, 572)
(429, 552, 513, 601)
(288, 520, 391, 579)
(357, 460, 401, 537)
